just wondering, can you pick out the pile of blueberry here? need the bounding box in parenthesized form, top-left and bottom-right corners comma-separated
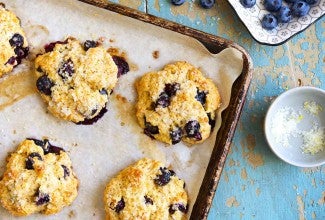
(171, 0, 216, 9)
(240, 0, 318, 30)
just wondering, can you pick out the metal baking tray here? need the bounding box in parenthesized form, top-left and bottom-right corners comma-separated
(77, 1, 253, 218)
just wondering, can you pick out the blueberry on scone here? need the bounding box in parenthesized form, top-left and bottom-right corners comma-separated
(0, 4, 29, 77)
(35, 38, 118, 123)
(103, 158, 188, 220)
(0, 139, 79, 216)
(136, 61, 221, 145)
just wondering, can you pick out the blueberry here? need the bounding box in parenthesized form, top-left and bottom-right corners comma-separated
(27, 138, 44, 147)
(171, 0, 185, 5)
(165, 83, 180, 97)
(169, 203, 188, 214)
(36, 75, 54, 96)
(9, 33, 24, 47)
(61, 165, 70, 179)
(144, 121, 159, 138)
(154, 167, 175, 186)
(25, 153, 43, 170)
(170, 127, 183, 145)
(264, 0, 282, 12)
(39, 139, 65, 155)
(76, 106, 108, 125)
(144, 196, 153, 205)
(58, 59, 74, 80)
(99, 89, 108, 95)
(200, 0, 215, 9)
(207, 113, 216, 130)
(184, 120, 202, 140)
(84, 40, 98, 51)
(44, 40, 68, 53)
(156, 92, 170, 108)
(240, 0, 256, 8)
(14, 47, 29, 64)
(292, 1, 310, 17)
(277, 6, 292, 23)
(35, 189, 50, 205)
(303, 0, 318, 4)
(195, 89, 207, 106)
(112, 56, 129, 77)
(261, 14, 278, 30)
(5, 56, 16, 65)
(114, 198, 125, 213)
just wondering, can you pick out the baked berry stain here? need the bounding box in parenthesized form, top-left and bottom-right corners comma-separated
(112, 56, 130, 77)
(44, 40, 68, 53)
(170, 127, 183, 145)
(36, 75, 54, 96)
(184, 120, 202, 141)
(144, 121, 159, 138)
(154, 167, 175, 186)
(76, 106, 108, 125)
(115, 197, 125, 213)
(25, 152, 43, 170)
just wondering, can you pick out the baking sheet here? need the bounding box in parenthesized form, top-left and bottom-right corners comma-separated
(0, 0, 243, 219)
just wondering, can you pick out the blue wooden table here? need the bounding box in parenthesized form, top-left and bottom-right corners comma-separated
(112, 1, 325, 219)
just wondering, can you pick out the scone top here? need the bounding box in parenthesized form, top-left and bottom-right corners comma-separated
(0, 139, 79, 216)
(136, 61, 221, 145)
(34, 38, 118, 123)
(0, 4, 29, 77)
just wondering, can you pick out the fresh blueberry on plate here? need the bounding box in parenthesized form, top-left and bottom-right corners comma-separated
(264, 0, 282, 12)
(292, 1, 310, 17)
(171, 0, 185, 5)
(200, 0, 215, 9)
(277, 6, 292, 23)
(240, 0, 256, 8)
(261, 14, 278, 30)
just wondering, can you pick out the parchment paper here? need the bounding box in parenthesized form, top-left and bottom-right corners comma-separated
(0, 0, 243, 219)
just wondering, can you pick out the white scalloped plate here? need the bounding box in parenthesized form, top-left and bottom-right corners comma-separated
(228, 0, 325, 45)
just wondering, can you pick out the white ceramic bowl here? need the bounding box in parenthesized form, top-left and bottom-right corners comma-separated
(264, 86, 325, 167)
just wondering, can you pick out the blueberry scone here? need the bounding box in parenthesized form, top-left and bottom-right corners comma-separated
(0, 4, 29, 77)
(0, 139, 79, 216)
(136, 61, 221, 145)
(104, 158, 188, 220)
(35, 38, 118, 123)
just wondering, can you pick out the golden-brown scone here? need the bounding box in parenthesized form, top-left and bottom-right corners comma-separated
(35, 38, 118, 123)
(103, 158, 188, 220)
(0, 139, 79, 216)
(136, 61, 221, 145)
(0, 4, 29, 77)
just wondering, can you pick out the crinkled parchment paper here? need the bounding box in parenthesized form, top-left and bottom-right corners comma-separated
(0, 0, 243, 219)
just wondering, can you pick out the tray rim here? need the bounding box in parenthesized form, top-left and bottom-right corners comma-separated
(77, 1, 253, 219)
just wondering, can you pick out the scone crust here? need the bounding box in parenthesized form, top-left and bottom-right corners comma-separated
(0, 139, 79, 216)
(0, 5, 28, 77)
(35, 38, 118, 123)
(136, 61, 221, 145)
(104, 158, 188, 220)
